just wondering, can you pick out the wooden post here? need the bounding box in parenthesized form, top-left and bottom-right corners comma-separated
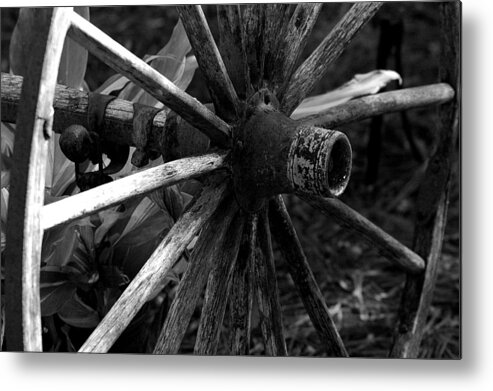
(4, 8, 72, 352)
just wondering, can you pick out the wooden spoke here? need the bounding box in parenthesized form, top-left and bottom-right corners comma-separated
(153, 194, 239, 354)
(216, 5, 250, 99)
(4, 8, 72, 352)
(390, 1, 460, 358)
(228, 214, 257, 355)
(282, 2, 383, 114)
(78, 179, 229, 353)
(270, 4, 323, 98)
(262, 4, 291, 84)
(295, 83, 455, 128)
(269, 197, 348, 357)
(67, 11, 230, 147)
(42, 152, 228, 230)
(300, 195, 426, 274)
(242, 4, 266, 89)
(252, 206, 288, 356)
(194, 212, 245, 355)
(177, 5, 240, 120)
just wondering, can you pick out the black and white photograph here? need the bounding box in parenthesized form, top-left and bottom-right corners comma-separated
(1, 0, 460, 364)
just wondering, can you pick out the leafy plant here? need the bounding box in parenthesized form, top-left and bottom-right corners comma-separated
(1, 9, 198, 352)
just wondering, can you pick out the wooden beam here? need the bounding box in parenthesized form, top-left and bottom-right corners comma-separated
(153, 193, 239, 354)
(295, 83, 455, 127)
(42, 152, 228, 230)
(390, 1, 460, 358)
(282, 2, 383, 114)
(269, 196, 348, 357)
(4, 8, 72, 352)
(67, 11, 231, 147)
(228, 214, 257, 355)
(300, 195, 426, 274)
(1, 73, 166, 148)
(2, 73, 211, 160)
(78, 179, 229, 353)
(177, 5, 240, 121)
(194, 212, 245, 355)
(252, 206, 287, 356)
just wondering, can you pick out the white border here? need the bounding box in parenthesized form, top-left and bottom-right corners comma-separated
(2, 0, 493, 389)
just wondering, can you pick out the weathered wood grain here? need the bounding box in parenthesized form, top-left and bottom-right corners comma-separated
(2, 73, 211, 159)
(216, 4, 250, 99)
(4, 8, 72, 352)
(390, 1, 460, 358)
(282, 2, 383, 114)
(68, 11, 231, 147)
(177, 5, 240, 121)
(1, 73, 163, 148)
(295, 83, 455, 127)
(42, 152, 228, 230)
(271, 4, 323, 99)
(269, 196, 348, 357)
(263, 4, 296, 84)
(194, 212, 244, 355)
(252, 206, 287, 356)
(300, 195, 425, 274)
(228, 214, 257, 355)
(78, 179, 229, 353)
(153, 193, 239, 354)
(242, 4, 265, 89)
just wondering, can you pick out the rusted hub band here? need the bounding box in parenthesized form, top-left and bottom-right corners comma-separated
(232, 100, 352, 212)
(287, 125, 351, 197)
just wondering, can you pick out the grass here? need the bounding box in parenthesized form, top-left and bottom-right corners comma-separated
(0, 3, 460, 358)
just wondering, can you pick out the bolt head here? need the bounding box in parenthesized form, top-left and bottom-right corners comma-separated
(59, 124, 92, 163)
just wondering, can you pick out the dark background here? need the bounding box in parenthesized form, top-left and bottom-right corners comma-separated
(0, 3, 459, 358)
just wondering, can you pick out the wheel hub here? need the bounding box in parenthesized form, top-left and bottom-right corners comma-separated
(232, 89, 353, 212)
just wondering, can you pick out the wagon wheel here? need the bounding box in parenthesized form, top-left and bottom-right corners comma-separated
(3, 3, 459, 357)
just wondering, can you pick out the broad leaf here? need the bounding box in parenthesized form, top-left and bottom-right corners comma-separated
(111, 199, 173, 279)
(97, 20, 197, 107)
(58, 292, 100, 328)
(57, 7, 90, 89)
(291, 70, 402, 120)
(42, 220, 95, 279)
(10, 7, 89, 89)
(148, 185, 185, 221)
(41, 282, 77, 316)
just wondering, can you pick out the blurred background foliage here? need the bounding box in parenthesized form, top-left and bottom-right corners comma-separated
(1, 3, 459, 358)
